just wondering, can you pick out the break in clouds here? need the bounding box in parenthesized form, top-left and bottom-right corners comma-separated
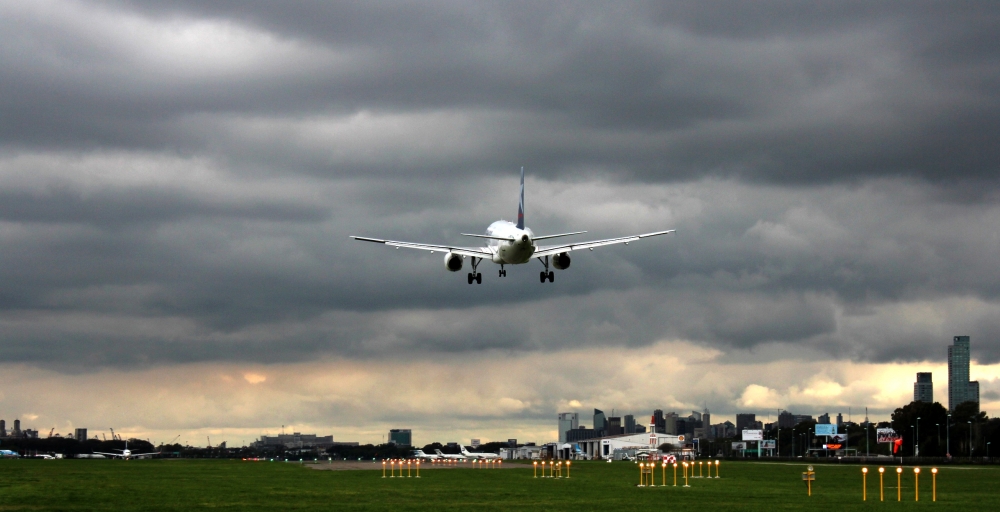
(1, 1, 999, 435)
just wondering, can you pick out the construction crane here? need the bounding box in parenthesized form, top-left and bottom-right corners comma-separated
(167, 435, 180, 446)
(110, 428, 119, 441)
(207, 436, 211, 449)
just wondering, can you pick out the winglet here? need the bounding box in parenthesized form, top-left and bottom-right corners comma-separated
(516, 166, 525, 230)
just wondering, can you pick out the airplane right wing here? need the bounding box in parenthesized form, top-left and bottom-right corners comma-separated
(350, 236, 493, 259)
(533, 229, 675, 257)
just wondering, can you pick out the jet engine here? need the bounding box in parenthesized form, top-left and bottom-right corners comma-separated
(552, 252, 571, 270)
(444, 252, 464, 272)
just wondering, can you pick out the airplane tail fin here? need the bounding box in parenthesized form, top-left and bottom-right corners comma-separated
(516, 166, 525, 230)
(435, 449, 444, 455)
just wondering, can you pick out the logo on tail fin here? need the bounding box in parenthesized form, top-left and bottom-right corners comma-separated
(517, 166, 525, 230)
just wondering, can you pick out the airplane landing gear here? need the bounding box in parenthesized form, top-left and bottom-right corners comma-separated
(467, 258, 483, 284)
(537, 256, 554, 283)
(499, 265, 507, 277)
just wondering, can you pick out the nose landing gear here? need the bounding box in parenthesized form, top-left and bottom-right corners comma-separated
(466, 257, 483, 284)
(499, 265, 507, 277)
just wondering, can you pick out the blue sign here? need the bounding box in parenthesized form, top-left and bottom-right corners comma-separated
(815, 424, 837, 436)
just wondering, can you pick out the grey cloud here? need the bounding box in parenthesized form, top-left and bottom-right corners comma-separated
(2, 1, 998, 184)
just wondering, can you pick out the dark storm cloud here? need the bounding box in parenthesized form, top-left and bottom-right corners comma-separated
(0, 1, 999, 371)
(3, 1, 998, 183)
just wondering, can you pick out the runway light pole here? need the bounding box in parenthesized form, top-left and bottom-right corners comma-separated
(916, 417, 921, 458)
(878, 467, 885, 501)
(931, 467, 938, 501)
(914, 467, 920, 501)
(968, 421, 973, 457)
(946, 413, 951, 456)
(896, 467, 902, 502)
(862, 467, 868, 501)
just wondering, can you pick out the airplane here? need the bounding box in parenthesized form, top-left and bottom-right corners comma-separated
(411, 449, 440, 461)
(351, 168, 675, 284)
(434, 449, 467, 460)
(460, 446, 500, 460)
(93, 440, 159, 460)
(0, 449, 19, 458)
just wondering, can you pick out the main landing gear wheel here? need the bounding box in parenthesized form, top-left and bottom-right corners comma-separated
(499, 267, 507, 277)
(539, 271, 546, 283)
(467, 272, 483, 284)
(547, 271, 554, 282)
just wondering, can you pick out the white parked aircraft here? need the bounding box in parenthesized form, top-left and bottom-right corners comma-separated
(460, 446, 500, 460)
(351, 168, 674, 284)
(411, 449, 440, 460)
(434, 449, 467, 460)
(93, 440, 159, 460)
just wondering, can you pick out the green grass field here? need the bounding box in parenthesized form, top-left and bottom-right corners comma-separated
(1, 459, 997, 510)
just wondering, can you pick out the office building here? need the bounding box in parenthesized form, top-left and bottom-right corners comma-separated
(624, 414, 636, 434)
(735, 413, 756, 433)
(0, 419, 5, 437)
(253, 432, 344, 450)
(593, 409, 607, 435)
(914, 372, 933, 403)
(75, 428, 88, 442)
(818, 413, 830, 424)
(664, 412, 678, 435)
(388, 429, 412, 447)
(557, 412, 579, 443)
(949, 336, 980, 411)
(13, 419, 20, 437)
(651, 410, 665, 434)
(702, 408, 711, 436)
(777, 410, 797, 429)
(607, 417, 623, 436)
(836, 413, 843, 427)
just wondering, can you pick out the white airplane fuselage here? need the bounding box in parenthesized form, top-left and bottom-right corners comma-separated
(486, 221, 535, 264)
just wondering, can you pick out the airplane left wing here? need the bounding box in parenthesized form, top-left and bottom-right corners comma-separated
(350, 236, 493, 259)
(533, 229, 674, 258)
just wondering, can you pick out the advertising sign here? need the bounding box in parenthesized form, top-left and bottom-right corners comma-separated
(471, 438, 481, 448)
(761, 440, 776, 449)
(815, 424, 837, 436)
(742, 429, 763, 441)
(508, 439, 517, 447)
(731, 442, 747, 450)
(876, 428, 899, 443)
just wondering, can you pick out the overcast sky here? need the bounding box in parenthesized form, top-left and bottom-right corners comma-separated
(1, 0, 999, 446)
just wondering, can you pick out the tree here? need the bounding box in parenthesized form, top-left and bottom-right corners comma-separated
(658, 443, 676, 452)
(890, 401, 948, 456)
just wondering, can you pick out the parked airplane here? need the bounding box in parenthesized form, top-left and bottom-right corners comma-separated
(460, 446, 500, 460)
(351, 168, 674, 284)
(434, 449, 467, 460)
(93, 440, 159, 460)
(0, 449, 19, 458)
(411, 449, 440, 461)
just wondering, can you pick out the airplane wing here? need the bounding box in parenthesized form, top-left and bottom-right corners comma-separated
(533, 229, 675, 258)
(350, 236, 492, 259)
(91, 452, 122, 458)
(130, 452, 160, 458)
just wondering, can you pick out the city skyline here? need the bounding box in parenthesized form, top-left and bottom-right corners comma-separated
(0, 2, 999, 447)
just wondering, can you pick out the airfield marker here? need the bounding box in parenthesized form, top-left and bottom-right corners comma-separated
(896, 467, 903, 502)
(566, 461, 571, 478)
(914, 467, 920, 501)
(382, 460, 386, 478)
(533, 461, 538, 478)
(662, 462, 667, 486)
(931, 468, 937, 501)
(879, 467, 885, 501)
(673, 462, 678, 486)
(638, 463, 644, 487)
(416, 460, 420, 478)
(683, 462, 690, 487)
(862, 467, 868, 501)
(698, 461, 703, 478)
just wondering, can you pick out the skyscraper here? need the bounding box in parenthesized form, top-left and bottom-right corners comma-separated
(914, 372, 933, 403)
(388, 429, 412, 446)
(558, 412, 579, 443)
(948, 336, 973, 411)
(624, 414, 636, 434)
(593, 409, 607, 435)
(736, 413, 756, 433)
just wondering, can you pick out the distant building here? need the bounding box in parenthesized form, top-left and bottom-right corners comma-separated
(710, 421, 736, 439)
(735, 414, 756, 433)
(388, 429, 412, 447)
(75, 428, 88, 442)
(818, 413, 830, 424)
(664, 412, 678, 435)
(948, 336, 977, 411)
(624, 414, 637, 434)
(969, 381, 980, 413)
(253, 432, 344, 450)
(607, 417, 623, 436)
(593, 409, 607, 436)
(914, 372, 933, 403)
(13, 419, 21, 437)
(0, 419, 5, 437)
(565, 427, 599, 443)
(651, 410, 665, 434)
(702, 408, 711, 437)
(557, 412, 579, 443)
(777, 410, 797, 429)
(793, 414, 814, 425)
(836, 413, 843, 427)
